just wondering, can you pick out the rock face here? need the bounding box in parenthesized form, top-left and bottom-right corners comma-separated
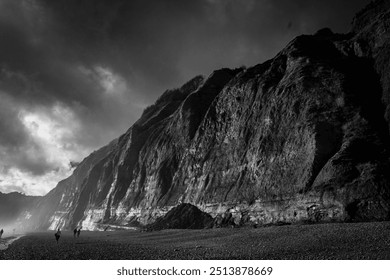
(0, 192, 40, 226)
(23, 0, 390, 230)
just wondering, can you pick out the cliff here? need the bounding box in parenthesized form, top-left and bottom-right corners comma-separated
(0, 192, 40, 227)
(23, 0, 390, 230)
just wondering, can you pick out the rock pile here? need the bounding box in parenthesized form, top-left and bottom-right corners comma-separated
(146, 203, 214, 231)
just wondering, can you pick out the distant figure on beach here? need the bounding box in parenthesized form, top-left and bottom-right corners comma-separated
(77, 228, 81, 238)
(54, 229, 61, 244)
(73, 228, 77, 237)
(0, 229, 3, 239)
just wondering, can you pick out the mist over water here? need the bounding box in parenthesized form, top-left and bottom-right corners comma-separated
(0, 222, 27, 251)
(0, 221, 29, 238)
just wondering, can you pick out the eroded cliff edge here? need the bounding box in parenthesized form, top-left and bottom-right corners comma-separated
(23, 0, 390, 230)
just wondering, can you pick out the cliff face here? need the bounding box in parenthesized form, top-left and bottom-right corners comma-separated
(0, 192, 40, 226)
(25, 0, 390, 230)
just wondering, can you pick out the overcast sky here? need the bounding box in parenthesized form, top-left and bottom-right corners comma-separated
(0, 0, 370, 196)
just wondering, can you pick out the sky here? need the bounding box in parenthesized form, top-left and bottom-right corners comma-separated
(0, 0, 371, 196)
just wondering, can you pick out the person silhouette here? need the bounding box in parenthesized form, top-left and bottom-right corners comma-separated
(0, 229, 3, 239)
(54, 229, 61, 244)
(77, 228, 81, 238)
(73, 228, 77, 238)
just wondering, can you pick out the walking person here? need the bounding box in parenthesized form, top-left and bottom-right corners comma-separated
(0, 228, 3, 239)
(77, 228, 81, 238)
(73, 228, 77, 238)
(54, 229, 61, 244)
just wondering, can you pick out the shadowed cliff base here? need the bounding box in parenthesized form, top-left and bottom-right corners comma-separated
(1, 221, 390, 260)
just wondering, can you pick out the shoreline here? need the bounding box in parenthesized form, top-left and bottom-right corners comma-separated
(0, 235, 25, 251)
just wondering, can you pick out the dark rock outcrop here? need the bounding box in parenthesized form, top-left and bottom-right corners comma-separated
(20, 0, 390, 230)
(146, 203, 214, 231)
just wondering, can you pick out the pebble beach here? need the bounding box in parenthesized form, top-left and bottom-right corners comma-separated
(1, 221, 390, 260)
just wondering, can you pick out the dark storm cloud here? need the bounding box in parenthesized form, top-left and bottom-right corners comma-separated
(39, 0, 371, 100)
(0, 0, 371, 194)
